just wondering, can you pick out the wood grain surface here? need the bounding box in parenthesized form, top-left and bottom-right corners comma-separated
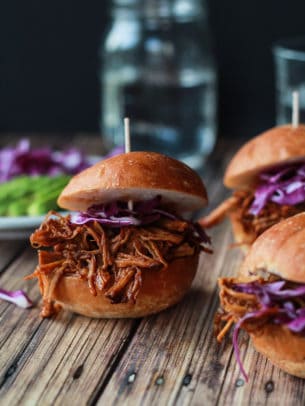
(0, 135, 304, 406)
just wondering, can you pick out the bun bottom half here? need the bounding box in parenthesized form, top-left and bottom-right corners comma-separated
(250, 323, 305, 378)
(40, 255, 199, 318)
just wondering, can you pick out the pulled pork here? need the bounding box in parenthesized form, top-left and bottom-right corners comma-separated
(200, 190, 305, 245)
(232, 191, 305, 242)
(215, 277, 264, 342)
(215, 276, 286, 342)
(215, 276, 305, 380)
(29, 212, 211, 317)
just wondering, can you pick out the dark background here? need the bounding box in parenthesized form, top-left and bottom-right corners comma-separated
(1, 0, 305, 138)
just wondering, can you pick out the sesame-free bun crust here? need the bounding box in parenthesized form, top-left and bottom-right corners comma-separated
(224, 125, 305, 189)
(58, 152, 207, 213)
(239, 213, 305, 283)
(41, 255, 198, 318)
(251, 324, 305, 378)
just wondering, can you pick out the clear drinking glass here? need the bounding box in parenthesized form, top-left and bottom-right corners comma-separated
(273, 37, 305, 124)
(100, 0, 217, 169)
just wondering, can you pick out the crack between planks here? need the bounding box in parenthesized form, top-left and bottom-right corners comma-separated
(170, 283, 223, 406)
(0, 317, 45, 391)
(0, 312, 77, 397)
(49, 318, 120, 405)
(214, 335, 252, 406)
(88, 318, 142, 406)
(214, 348, 235, 406)
(133, 265, 226, 406)
(170, 226, 238, 405)
(16, 314, 77, 403)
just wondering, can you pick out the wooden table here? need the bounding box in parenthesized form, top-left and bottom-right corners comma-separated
(0, 135, 304, 406)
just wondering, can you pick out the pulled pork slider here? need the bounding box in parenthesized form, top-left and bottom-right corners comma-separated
(200, 124, 305, 251)
(216, 213, 305, 379)
(29, 151, 211, 318)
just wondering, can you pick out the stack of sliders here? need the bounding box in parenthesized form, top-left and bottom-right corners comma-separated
(200, 124, 305, 251)
(29, 151, 211, 318)
(216, 213, 305, 379)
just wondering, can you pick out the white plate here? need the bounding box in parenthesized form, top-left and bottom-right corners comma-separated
(0, 213, 70, 240)
(0, 210, 70, 229)
(0, 215, 46, 230)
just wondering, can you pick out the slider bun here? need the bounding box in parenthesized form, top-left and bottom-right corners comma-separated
(58, 151, 207, 213)
(236, 212, 305, 378)
(251, 324, 305, 378)
(239, 213, 305, 283)
(224, 125, 305, 189)
(40, 255, 198, 318)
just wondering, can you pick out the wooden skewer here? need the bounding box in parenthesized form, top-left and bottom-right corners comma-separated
(124, 118, 133, 211)
(124, 117, 131, 153)
(292, 91, 299, 128)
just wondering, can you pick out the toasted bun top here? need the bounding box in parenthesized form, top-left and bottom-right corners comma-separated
(239, 213, 305, 283)
(224, 125, 305, 189)
(58, 151, 208, 212)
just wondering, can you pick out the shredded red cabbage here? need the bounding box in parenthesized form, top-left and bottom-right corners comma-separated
(70, 196, 211, 245)
(232, 309, 268, 382)
(0, 139, 124, 183)
(250, 162, 305, 215)
(0, 288, 33, 308)
(231, 280, 305, 380)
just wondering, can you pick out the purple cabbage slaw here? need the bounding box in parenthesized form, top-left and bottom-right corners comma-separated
(0, 288, 33, 308)
(0, 139, 124, 183)
(231, 280, 305, 381)
(70, 196, 211, 245)
(250, 162, 305, 215)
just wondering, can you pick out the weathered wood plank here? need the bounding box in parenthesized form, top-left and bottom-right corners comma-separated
(0, 249, 44, 384)
(1, 315, 138, 406)
(216, 334, 305, 406)
(0, 248, 137, 406)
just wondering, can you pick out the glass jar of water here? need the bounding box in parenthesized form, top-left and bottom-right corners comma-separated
(100, 0, 217, 169)
(273, 37, 305, 125)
